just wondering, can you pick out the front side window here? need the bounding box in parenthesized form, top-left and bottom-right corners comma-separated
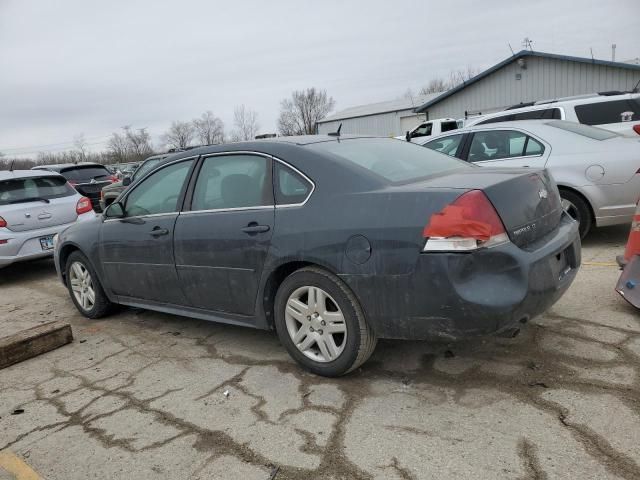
(468, 130, 528, 162)
(575, 99, 640, 125)
(0, 176, 75, 205)
(425, 134, 464, 157)
(192, 154, 271, 211)
(275, 162, 312, 205)
(411, 123, 433, 138)
(124, 160, 194, 217)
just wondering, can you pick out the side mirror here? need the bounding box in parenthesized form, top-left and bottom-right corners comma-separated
(405, 131, 411, 142)
(104, 202, 125, 219)
(122, 176, 132, 186)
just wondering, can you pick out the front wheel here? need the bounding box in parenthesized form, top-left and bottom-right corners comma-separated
(65, 251, 114, 319)
(560, 190, 592, 239)
(274, 267, 377, 377)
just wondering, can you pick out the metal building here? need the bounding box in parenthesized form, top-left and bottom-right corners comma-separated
(415, 50, 640, 120)
(317, 93, 439, 136)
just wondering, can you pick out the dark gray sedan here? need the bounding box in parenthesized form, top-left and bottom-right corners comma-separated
(54, 135, 580, 376)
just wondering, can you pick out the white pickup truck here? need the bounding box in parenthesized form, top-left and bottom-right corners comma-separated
(398, 117, 460, 142)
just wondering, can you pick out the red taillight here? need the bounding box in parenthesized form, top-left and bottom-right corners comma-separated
(76, 197, 93, 215)
(633, 124, 640, 136)
(0, 216, 6, 228)
(423, 190, 508, 251)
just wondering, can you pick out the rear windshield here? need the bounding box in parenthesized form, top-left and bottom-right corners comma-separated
(545, 120, 618, 140)
(0, 176, 75, 206)
(60, 166, 111, 181)
(309, 138, 469, 183)
(575, 99, 640, 125)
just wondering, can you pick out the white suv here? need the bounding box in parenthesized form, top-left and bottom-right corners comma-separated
(465, 92, 640, 137)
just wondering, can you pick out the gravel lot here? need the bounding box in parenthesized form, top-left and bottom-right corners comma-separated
(1, 225, 639, 480)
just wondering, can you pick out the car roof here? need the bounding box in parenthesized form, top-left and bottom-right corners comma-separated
(0, 169, 64, 180)
(32, 162, 106, 171)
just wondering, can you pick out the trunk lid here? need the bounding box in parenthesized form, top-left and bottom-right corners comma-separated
(2, 195, 79, 232)
(409, 167, 563, 248)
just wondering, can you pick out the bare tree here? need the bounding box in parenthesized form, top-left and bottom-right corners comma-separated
(277, 88, 335, 136)
(124, 126, 153, 159)
(419, 78, 449, 94)
(419, 66, 481, 96)
(162, 121, 196, 150)
(193, 111, 225, 145)
(231, 105, 259, 141)
(73, 134, 88, 161)
(107, 131, 130, 163)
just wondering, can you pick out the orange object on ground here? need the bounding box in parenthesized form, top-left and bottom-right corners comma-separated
(621, 202, 640, 265)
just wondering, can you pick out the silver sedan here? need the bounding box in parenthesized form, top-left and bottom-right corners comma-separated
(0, 170, 96, 267)
(419, 120, 640, 237)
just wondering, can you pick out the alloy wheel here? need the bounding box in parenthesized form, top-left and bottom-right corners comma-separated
(284, 286, 347, 363)
(69, 261, 96, 311)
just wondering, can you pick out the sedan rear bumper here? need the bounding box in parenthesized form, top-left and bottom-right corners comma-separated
(341, 212, 581, 340)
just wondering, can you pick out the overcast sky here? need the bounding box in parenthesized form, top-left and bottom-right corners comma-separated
(1, 0, 638, 157)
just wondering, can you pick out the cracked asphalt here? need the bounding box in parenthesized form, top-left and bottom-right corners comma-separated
(1, 225, 639, 479)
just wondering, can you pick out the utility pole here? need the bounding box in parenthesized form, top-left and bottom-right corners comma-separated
(612, 44, 616, 62)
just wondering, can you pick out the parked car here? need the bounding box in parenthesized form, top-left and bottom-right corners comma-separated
(0, 170, 95, 268)
(100, 154, 169, 210)
(464, 92, 640, 137)
(397, 117, 459, 142)
(420, 120, 640, 237)
(32, 163, 117, 212)
(54, 136, 580, 376)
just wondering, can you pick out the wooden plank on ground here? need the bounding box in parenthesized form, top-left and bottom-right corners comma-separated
(0, 320, 73, 369)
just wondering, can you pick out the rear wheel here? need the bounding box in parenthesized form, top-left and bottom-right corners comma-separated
(274, 267, 377, 377)
(560, 190, 591, 238)
(65, 251, 113, 319)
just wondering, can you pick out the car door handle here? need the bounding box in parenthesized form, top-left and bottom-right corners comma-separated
(149, 227, 169, 237)
(241, 224, 270, 234)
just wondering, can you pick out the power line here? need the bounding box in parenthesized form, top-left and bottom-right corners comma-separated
(0, 134, 113, 153)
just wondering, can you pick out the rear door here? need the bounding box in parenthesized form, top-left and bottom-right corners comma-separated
(173, 153, 274, 316)
(100, 158, 195, 304)
(0, 175, 78, 231)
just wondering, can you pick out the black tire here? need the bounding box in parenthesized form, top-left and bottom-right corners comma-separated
(65, 251, 114, 319)
(560, 189, 592, 239)
(274, 267, 377, 377)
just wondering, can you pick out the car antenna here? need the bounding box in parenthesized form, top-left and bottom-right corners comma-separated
(328, 123, 342, 137)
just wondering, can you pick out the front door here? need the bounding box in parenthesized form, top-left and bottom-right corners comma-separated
(100, 158, 195, 304)
(174, 153, 274, 316)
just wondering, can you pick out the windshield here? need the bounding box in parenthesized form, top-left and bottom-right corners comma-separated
(60, 166, 111, 181)
(545, 120, 618, 140)
(309, 138, 470, 183)
(133, 158, 163, 181)
(0, 176, 75, 206)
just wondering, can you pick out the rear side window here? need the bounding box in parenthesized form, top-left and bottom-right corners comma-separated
(425, 134, 464, 157)
(546, 120, 618, 140)
(574, 99, 640, 125)
(275, 163, 313, 205)
(440, 121, 458, 133)
(0, 176, 75, 206)
(309, 138, 469, 183)
(60, 166, 111, 181)
(477, 108, 561, 125)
